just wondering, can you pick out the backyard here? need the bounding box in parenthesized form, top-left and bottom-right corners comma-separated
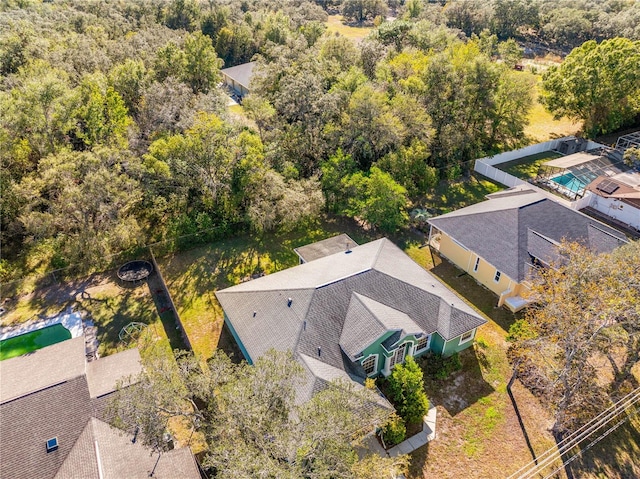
(0, 271, 176, 359)
(497, 151, 563, 180)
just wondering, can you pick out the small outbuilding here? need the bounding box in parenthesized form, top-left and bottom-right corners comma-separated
(220, 61, 256, 98)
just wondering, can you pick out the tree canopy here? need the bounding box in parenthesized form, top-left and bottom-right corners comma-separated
(508, 240, 640, 434)
(109, 348, 408, 478)
(541, 37, 640, 136)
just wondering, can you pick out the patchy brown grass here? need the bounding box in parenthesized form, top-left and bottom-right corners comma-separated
(407, 257, 562, 478)
(0, 270, 174, 359)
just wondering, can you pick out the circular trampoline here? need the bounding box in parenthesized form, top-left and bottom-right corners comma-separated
(117, 260, 153, 284)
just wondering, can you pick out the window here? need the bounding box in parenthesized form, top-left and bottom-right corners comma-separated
(473, 257, 480, 272)
(415, 335, 430, 353)
(362, 355, 377, 376)
(459, 329, 475, 345)
(494, 270, 501, 282)
(389, 344, 406, 369)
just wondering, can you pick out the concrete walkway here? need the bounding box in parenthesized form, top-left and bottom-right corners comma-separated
(387, 403, 437, 457)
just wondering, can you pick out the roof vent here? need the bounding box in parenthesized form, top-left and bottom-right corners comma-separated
(345, 242, 352, 254)
(253, 311, 257, 317)
(303, 320, 306, 331)
(287, 298, 293, 307)
(46, 437, 58, 453)
(317, 346, 322, 357)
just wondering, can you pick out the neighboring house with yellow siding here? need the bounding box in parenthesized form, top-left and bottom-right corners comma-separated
(427, 187, 628, 312)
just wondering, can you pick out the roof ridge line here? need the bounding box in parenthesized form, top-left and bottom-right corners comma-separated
(528, 228, 560, 246)
(350, 292, 397, 332)
(315, 268, 371, 288)
(588, 222, 629, 243)
(291, 288, 318, 356)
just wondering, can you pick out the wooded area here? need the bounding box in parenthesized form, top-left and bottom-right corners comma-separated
(1, 0, 638, 283)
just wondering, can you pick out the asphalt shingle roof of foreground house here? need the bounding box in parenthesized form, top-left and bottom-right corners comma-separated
(428, 187, 628, 282)
(0, 338, 200, 479)
(216, 238, 487, 403)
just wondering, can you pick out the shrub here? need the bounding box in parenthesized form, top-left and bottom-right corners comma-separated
(382, 413, 406, 447)
(418, 351, 462, 380)
(387, 356, 430, 425)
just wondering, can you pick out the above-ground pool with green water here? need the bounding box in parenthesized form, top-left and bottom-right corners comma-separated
(0, 324, 72, 361)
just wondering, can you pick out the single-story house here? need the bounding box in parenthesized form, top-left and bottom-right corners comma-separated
(427, 186, 628, 312)
(220, 61, 256, 98)
(216, 237, 486, 404)
(0, 337, 200, 479)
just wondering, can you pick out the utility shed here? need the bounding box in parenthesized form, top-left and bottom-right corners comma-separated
(220, 61, 256, 98)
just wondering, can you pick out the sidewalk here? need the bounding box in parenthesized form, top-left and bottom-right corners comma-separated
(387, 403, 437, 457)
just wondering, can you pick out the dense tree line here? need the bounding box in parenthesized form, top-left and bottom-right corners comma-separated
(333, 0, 640, 52)
(1, 0, 636, 282)
(0, 0, 536, 280)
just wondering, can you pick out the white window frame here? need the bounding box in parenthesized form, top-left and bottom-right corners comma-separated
(494, 270, 501, 282)
(415, 335, 431, 353)
(459, 329, 475, 345)
(361, 354, 378, 376)
(389, 343, 407, 369)
(473, 257, 480, 272)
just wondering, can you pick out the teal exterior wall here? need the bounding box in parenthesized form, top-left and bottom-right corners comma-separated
(358, 332, 433, 377)
(223, 313, 253, 365)
(431, 329, 476, 357)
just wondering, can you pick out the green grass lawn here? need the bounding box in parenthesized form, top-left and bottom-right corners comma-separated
(497, 151, 563, 180)
(423, 173, 505, 215)
(325, 15, 373, 40)
(158, 216, 385, 359)
(0, 323, 71, 361)
(523, 74, 582, 143)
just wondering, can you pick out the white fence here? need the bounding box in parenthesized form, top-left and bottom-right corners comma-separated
(478, 138, 568, 166)
(474, 161, 526, 188)
(473, 138, 609, 210)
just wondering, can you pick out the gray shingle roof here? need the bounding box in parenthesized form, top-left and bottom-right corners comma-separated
(54, 418, 200, 479)
(340, 293, 422, 360)
(0, 376, 93, 479)
(0, 336, 86, 404)
(216, 238, 486, 403)
(294, 233, 357, 262)
(85, 347, 142, 398)
(220, 61, 256, 88)
(428, 188, 628, 282)
(0, 343, 199, 479)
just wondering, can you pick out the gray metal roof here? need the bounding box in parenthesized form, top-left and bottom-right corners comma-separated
(294, 233, 357, 262)
(429, 188, 628, 282)
(216, 238, 486, 402)
(220, 61, 256, 89)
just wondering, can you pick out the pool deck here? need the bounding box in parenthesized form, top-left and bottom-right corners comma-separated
(0, 309, 83, 341)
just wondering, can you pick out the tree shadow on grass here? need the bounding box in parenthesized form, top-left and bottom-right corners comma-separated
(429, 257, 522, 333)
(422, 348, 495, 417)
